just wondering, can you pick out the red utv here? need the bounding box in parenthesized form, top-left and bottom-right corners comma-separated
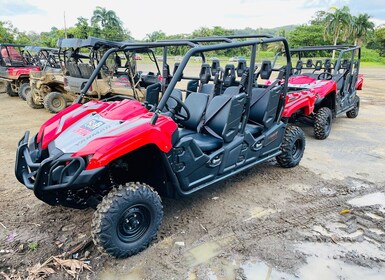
(15, 36, 306, 258)
(0, 44, 40, 98)
(277, 45, 362, 139)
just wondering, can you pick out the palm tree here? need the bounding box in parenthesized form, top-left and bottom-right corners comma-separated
(91, 6, 122, 29)
(324, 6, 352, 58)
(352, 14, 375, 46)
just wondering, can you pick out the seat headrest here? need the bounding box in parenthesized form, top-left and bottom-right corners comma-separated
(314, 60, 322, 71)
(173, 62, 182, 81)
(260, 60, 272, 80)
(236, 59, 247, 77)
(223, 64, 236, 87)
(295, 60, 303, 71)
(324, 59, 332, 69)
(341, 58, 350, 69)
(211, 59, 220, 76)
(306, 59, 313, 68)
(199, 63, 211, 84)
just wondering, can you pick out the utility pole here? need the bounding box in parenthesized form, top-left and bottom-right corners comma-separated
(64, 11, 67, 38)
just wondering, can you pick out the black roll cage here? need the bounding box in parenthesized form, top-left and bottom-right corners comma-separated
(76, 35, 291, 128)
(273, 45, 361, 75)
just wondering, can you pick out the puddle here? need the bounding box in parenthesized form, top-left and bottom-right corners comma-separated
(348, 192, 385, 212)
(244, 207, 276, 221)
(184, 235, 235, 267)
(99, 267, 143, 280)
(296, 242, 385, 280)
(241, 261, 295, 280)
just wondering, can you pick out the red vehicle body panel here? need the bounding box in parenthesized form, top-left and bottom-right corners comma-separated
(5, 66, 40, 79)
(77, 114, 177, 170)
(356, 74, 364, 90)
(36, 99, 178, 170)
(282, 90, 316, 118)
(282, 76, 336, 117)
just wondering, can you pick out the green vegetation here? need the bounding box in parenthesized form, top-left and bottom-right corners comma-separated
(0, 6, 384, 65)
(28, 241, 39, 251)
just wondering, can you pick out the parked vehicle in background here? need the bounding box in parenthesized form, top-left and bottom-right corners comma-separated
(23, 46, 70, 113)
(57, 36, 163, 108)
(0, 44, 40, 99)
(15, 36, 306, 259)
(275, 45, 363, 139)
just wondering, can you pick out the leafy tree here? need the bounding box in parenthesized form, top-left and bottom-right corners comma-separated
(374, 26, 385, 56)
(73, 17, 91, 39)
(288, 25, 331, 48)
(90, 6, 130, 41)
(91, 6, 122, 29)
(145, 31, 166, 42)
(323, 6, 352, 58)
(351, 14, 375, 46)
(0, 21, 15, 43)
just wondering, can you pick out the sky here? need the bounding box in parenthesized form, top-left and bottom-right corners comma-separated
(1, 0, 385, 40)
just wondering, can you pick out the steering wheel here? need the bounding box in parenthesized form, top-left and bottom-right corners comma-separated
(165, 95, 190, 121)
(317, 72, 333, 80)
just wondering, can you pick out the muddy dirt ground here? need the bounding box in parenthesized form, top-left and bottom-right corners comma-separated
(0, 67, 384, 280)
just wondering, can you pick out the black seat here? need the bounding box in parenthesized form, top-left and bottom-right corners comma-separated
(78, 63, 94, 79)
(324, 59, 332, 72)
(306, 59, 313, 68)
(179, 86, 246, 152)
(211, 59, 220, 76)
(178, 92, 210, 138)
(259, 60, 272, 80)
(247, 81, 281, 135)
(236, 59, 247, 77)
(314, 60, 322, 71)
(162, 89, 183, 116)
(294, 60, 303, 74)
(66, 62, 82, 78)
(145, 82, 161, 106)
(223, 64, 236, 87)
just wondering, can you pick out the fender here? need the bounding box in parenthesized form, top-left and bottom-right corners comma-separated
(282, 90, 316, 117)
(356, 74, 364, 90)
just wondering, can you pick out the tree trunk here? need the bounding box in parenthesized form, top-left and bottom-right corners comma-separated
(332, 35, 338, 59)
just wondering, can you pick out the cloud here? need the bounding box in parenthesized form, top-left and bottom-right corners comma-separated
(0, 0, 44, 16)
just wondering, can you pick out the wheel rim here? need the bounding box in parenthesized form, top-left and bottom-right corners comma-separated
(52, 96, 64, 109)
(292, 138, 303, 160)
(117, 205, 151, 243)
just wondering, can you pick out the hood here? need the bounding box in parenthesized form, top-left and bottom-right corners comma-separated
(38, 99, 148, 149)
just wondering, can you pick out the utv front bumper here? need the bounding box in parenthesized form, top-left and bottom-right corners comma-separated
(15, 131, 105, 194)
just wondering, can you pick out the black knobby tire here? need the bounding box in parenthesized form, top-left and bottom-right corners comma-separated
(314, 107, 332, 140)
(43, 91, 67, 113)
(18, 83, 31, 100)
(91, 182, 163, 258)
(276, 125, 306, 168)
(346, 96, 360, 119)
(26, 90, 44, 109)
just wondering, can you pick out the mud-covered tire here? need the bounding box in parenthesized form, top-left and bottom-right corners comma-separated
(26, 90, 44, 109)
(0, 80, 8, 93)
(314, 107, 332, 140)
(91, 182, 163, 259)
(43, 91, 67, 113)
(18, 83, 31, 100)
(276, 125, 306, 168)
(346, 96, 360, 119)
(4, 82, 18, 97)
